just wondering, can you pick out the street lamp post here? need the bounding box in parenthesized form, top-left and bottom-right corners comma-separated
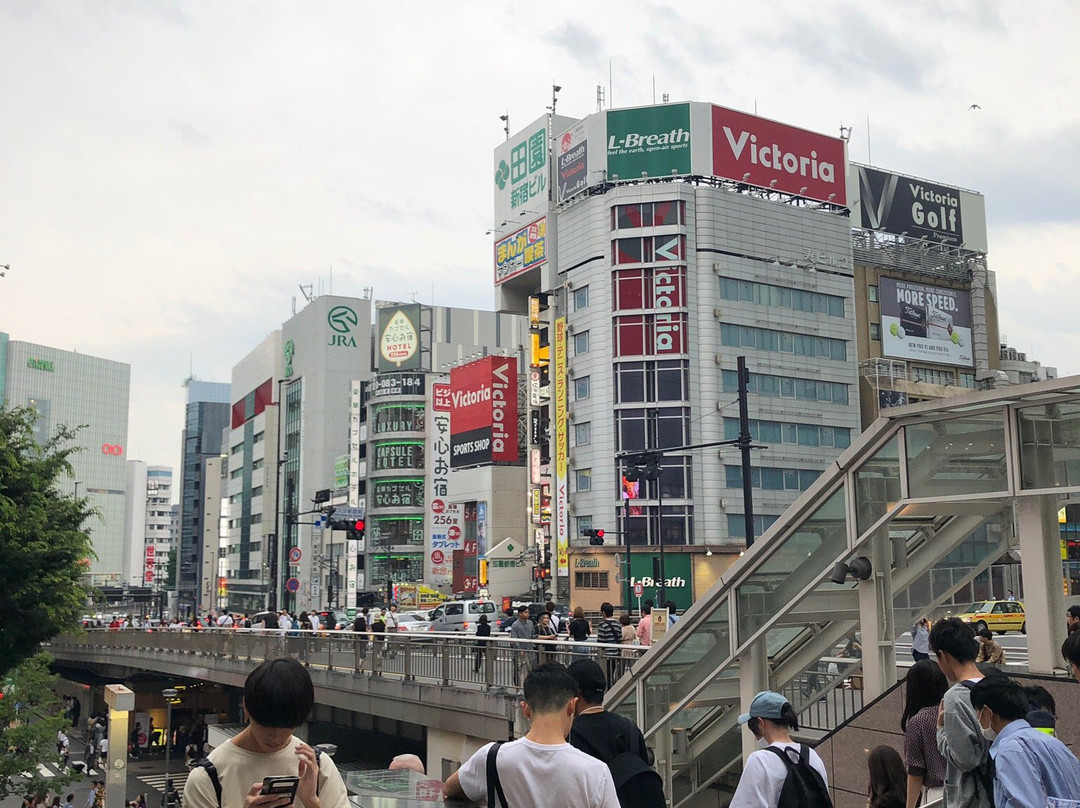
(161, 687, 179, 808)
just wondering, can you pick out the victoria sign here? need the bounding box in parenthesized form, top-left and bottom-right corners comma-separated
(449, 356, 519, 468)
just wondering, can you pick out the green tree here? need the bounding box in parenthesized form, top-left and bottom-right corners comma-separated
(0, 652, 82, 801)
(0, 407, 95, 676)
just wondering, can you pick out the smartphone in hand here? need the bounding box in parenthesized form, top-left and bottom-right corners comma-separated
(261, 776, 300, 805)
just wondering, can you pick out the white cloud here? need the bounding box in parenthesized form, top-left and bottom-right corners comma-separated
(0, 0, 1077, 484)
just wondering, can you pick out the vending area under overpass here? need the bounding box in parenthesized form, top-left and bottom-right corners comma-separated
(604, 374, 1080, 808)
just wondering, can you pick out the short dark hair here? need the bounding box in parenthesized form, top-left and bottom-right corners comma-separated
(1025, 684, 1056, 715)
(1063, 631, 1080, 666)
(977, 628, 993, 640)
(523, 663, 578, 715)
(929, 617, 978, 663)
(1068, 605, 1080, 620)
(665, 599, 677, 612)
(600, 602, 614, 617)
(567, 659, 607, 704)
(243, 658, 314, 728)
(545, 601, 555, 613)
(517, 605, 529, 615)
(969, 675, 1028, 721)
(642, 603, 652, 615)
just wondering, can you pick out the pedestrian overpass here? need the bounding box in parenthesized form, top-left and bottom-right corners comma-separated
(605, 376, 1080, 808)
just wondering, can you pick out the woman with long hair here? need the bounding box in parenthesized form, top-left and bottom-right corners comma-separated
(867, 745, 907, 808)
(900, 660, 948, 808)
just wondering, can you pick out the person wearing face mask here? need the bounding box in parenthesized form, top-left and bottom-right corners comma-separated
(443, 663, 619, 808)
(729, 691, 831, 808)
(968, 675, 1080, 808)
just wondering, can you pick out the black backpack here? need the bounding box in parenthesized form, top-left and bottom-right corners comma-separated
(194, 750, 323, 807)
(765, 745, 833, 808)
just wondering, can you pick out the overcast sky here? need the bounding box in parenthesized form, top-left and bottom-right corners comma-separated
(2, 1, 1078, 492)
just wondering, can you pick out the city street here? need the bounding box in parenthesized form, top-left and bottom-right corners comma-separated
(1, 755, 188, 808)
(895, 631, 1031, 668)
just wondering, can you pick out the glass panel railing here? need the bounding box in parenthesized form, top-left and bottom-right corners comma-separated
(905, 413, 1008, 497)
(893, 520, 1000, 629)
(612, 687, 637, 726)
(1017, 400, 1080, 489)
(736, 489, 847, 644)
(642, 599, 730, 731)
(855, 434, 901, 536)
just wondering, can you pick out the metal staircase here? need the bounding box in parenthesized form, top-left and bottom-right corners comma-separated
(605, 376, 1080, 807)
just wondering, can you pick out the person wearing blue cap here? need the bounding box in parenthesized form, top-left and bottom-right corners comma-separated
(729, 691, 831, 808)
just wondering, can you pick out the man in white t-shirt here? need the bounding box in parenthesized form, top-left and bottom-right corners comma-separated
(278, 610, 292, 633)
(216, 612, 233, 628)
(729, 691, 829, 808)
(444, 663, 619, 808)
(183, 658, 348, 808)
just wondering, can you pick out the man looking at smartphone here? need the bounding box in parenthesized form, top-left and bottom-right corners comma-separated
(184, 658, 348, 808)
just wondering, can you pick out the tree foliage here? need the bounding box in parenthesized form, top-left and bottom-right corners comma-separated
(0, 652, 82, 801)
(0, 407, 95, 676)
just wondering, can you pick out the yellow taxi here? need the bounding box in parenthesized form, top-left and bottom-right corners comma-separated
(952, 600, 1026, 635)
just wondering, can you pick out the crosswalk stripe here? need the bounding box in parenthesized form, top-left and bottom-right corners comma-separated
(37, 763, 54, 777)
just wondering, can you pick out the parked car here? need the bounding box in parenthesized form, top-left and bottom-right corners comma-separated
(317, 610, 347, 631)
(395, 611, 431, 633)
(953, 600, 1026, 634)
(427, 600, 498, 634)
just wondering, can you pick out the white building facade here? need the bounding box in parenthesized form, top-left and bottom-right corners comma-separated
(0, 333, 131, 585)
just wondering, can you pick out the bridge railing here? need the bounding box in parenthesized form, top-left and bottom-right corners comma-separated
(50, 628, 647, 691)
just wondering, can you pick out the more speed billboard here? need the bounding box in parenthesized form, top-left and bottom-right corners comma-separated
(879, 277, 973, 368)
(449, 356, 519, 467)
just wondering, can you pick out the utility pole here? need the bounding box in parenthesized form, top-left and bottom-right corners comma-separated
(737, 356, 757, 548)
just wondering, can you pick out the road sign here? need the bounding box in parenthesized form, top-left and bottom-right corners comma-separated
(634, 582, 644, 598)
(288, 547, 302, 564)
(285, 577, 300, 593)
(332, 506, 365, 522)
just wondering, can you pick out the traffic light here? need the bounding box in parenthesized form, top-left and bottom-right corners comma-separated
(347, 518, 365, 543)
(583, 528, 606, 546)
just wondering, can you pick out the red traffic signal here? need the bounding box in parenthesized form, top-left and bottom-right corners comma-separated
(584, 528, 606, 545)
(354, 519, 365, 532)
(595, 529, 604, 539)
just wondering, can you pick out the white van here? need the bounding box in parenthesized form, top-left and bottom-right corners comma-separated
(428, 600, 497, 634)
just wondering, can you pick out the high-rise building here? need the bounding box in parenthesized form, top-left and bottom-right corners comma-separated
(123, 461, 173, 588)
(0, 332, 130, 585)
(491, 103, 863, 608)
(222, 332, 282, 613)
(177, 380, 230, 615)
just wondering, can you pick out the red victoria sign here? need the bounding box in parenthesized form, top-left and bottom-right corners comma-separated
(712, 105, 846, 205)
(448, 356, 519, 467)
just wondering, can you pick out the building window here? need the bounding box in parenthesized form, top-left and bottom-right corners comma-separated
(868, 285, 878, 303)
(726, 514, 779, 541)
(959, 372, 976, 389)
(577, 515, 593, 536)
(574, 422, 591, 446)
(720, 323, 847, 361)
(914, 367, 957, 386)
(616, 407, 690, 453)
(725, 465, 821, 492)
(575, 571, 610, 589)
(576, 469, 592, 492)
(574, 331, 590, 355)
(575, 376, 591, 400)
(718, 277, 845, 318)
(615, 360, 689, 403)
(573, 286, 589, 310)
(722, 370, 849, 406)
(612, 201, 685, 229)
(870, 322, 881, 341)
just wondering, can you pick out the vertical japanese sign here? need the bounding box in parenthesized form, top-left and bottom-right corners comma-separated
(493, 115, 550, 227)
(477, 500, 488, 558)
(426, 382, 455, 584)
(349, 381, 362, 508)
(553, 317, 569, 577)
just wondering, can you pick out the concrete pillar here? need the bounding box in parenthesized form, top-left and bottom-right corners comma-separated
(859, 528, 897, 699)
(1015, 496, 1067, 674)
(104, 685, 134, 808)
(739, 637, 769, 761)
